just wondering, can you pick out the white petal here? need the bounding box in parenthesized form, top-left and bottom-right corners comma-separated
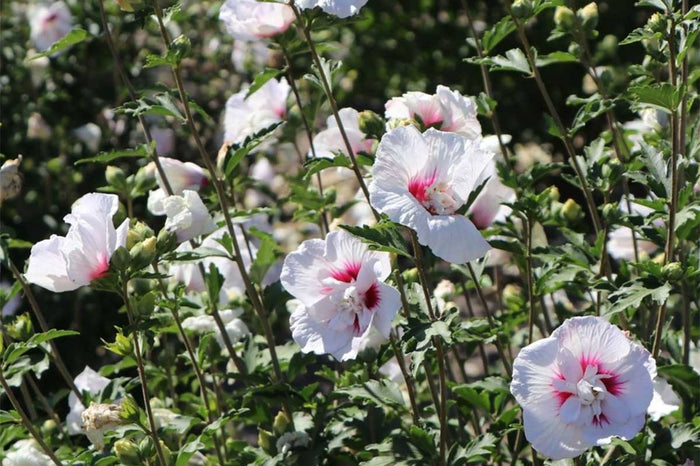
(647, 377, 680, 421)
(280, 238, 328, 308)
(522, 405, 589, 460)
(581, 413, 646, 446)
(370, 283, 401, 338)
(602, 394, 631, 425)
(415, 214, 491, 264)
(297, 0, 369, 18)
(147, 188, 168, 216)
(25, 236, 78, 292)
(559, 396, 582, 424)
(219, 0, 294, 41)
(163, 190, 217, 242)
(289, 300, 354, 359)
(510, 336, 561, 407)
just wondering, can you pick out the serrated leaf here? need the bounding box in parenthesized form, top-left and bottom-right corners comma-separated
(605, 279, 671, 316)
(469, 48, 531, 74)
(334, 379, 406, 409)
(27, 28, 88, 60)
(629, 83, 680, 113)
(75, 145, 150, 165)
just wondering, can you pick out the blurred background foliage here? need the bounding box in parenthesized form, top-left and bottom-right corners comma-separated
(0, 0, 659, 388)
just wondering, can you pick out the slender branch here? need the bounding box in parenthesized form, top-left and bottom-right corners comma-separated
(0, 370, 62, 465)
(97, 0, 173, 196)
(503, 0, 602, 234)
(389, 332, 420, 425)
(279, 41, 330, 235)
(289, 3, 377, 218)
(151, 1, 285, 386)
(120, 279, 167, 466)
(466, 263, 512, 376)
(524, 216, 538, 343)
(461, 279, 489, 374)
(7, 260, 85, 406)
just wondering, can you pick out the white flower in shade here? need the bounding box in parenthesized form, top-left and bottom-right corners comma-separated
(182, 308, 244, 334)
(25, 193, 129, 292)
(169, 227, 256, 304)
(281, 230, 401, 361)
(27, 112, 52, 141)
(215, 317, 250, 349)
(647, 377, 680, 421)
(147, 157, 209, 216)
(66, 366, 111, 436)
(74, 123, 102, 153)
(276, 431, 311, 454)
(163, 190, 217, 242)
(219, 0, 294, 41)
(80, 402, 122, 449)
(607, 199, 660, 261)
(295, 0, 369, 18)
(2, 439, 53, 466)
(312, 108, 374, 159)
(29, 1, 72, 53)
(468, 159, 516, 229)
(0, 156, 23, 204)
(150, 127, 175, 156)
(223, 78, 290, 147)
(1, 282, 21, 318)
(369, 126, 493, 264)
(385, 85, 481, 138)
(231, 40, 271, 72)
(510, 316, 656, 460)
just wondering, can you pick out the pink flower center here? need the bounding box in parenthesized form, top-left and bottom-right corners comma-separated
(408, 171, 459, 215)
(43, 13, 59, 25)
(330, 262, 361, 283)
(89, 254, 110, 281)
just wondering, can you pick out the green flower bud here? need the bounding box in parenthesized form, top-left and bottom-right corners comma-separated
(273, 411, 290, 435)
(114, 439, 141, 466)
(548, 186, 560, 202)
(561, 199, 583, 222)
(127, 222, 154, 250)
(602, 203, 620, 223)
(120, 396, 141, 424)
(511, 0, 534, 19)
(554, 6, 575, 29)
(130, 237, 157, 270)
(104, 328, 133, 357)
(402, 267, 419, 282)
(41, 419, 57, 437)
(111, 246, 131, 272)
(105, 166, 127, 190)
(503, 284, 524, 309)
(577, 3, 598, 30)
(258, 428, 274, 453)
(647, 12, 667, 34)
(662, 262, 683, 281)
(8, 314, 33, 341)
(156, 228, 178, 255)
(171, 35, 192, 63)
(358, 110, 385, 140)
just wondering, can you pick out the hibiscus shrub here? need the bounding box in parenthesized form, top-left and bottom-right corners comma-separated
(1, 0, 699, 465)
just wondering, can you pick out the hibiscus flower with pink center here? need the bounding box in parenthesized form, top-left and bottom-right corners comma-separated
(510, 316, 656, 460)
(281, 230, 401, 361)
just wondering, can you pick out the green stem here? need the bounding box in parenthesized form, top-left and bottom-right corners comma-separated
(389, 332, 420, 425)
(0, 370, 62, 465)
(120, 279, 167, 466)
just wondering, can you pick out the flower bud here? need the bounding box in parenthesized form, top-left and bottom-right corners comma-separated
(402, 267, 419, 282)
(503, 284, 524, 309)
(127, 222, 155, 250)
(114, 439, 141, 466)
(561, 199, 583, 222)
(105, 166, 127, 190)
(358, 110, 385, 139)
(41, 419, 57, 437)
(554, 6, 575, 29)
(511, 0, 534, 18)
(602, 203, 620, 223)
(171, 35, 192, 64)
(258, 428, 274, 453)
(577, 3, 598, 30)
(104, 329, 133, 357)
(8, 314, 33, 341)
(156, 228, 178, 255)
(647, 12, 667, 34)
(548, 186, 560, 202)
(120, 396, 141, 424)
(662, 262, 683, 281)
(273, 411, 290, 435)
(130, 237, 157, 270)
(111, 246, 131, 271)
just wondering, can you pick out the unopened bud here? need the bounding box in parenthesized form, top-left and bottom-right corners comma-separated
(602, 203, 619, 223)
(171, 35, 191, 63)
(647, 12, 667, 34)
(548, 186, 560, 202)
(561, 199, 583, 222)
(402, 267, 419, 282)
(127, 222, 154, 250)
(577, 2, 598, 30)
(114, 439, 141, 466)
(554, 6, 575, 29)
(41, 419, 58, 437)
(662, 262, 683, 281)
(105, 166, 127, 189)
(358, 110, 385, 140)
(258, 428, 274, 453)
(120, 396, 141, 424)
(511, 0, 534, 18)
(111, 246, 131, 271)
(8, 314, 33, 341)
(104, 329, 133, 357)
(130, 237, 157, 270)
(273, 411, 290, 435)
(503, 284, 523, 308)
(156, 228, 178, 255)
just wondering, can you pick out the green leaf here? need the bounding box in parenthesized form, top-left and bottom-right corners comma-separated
(340, 221, 411, 258)
(535, 51, 578, 67)
(27, 28, 88, 60)
(468, 48, 531, 74)
(75, 145, 150, 165)
(223, 122, 284, 177)
(248, 228, 282, 284)
(605, 279, 671, 316)
(246, 68, 284, 98)
(477, 16, 516, 53)
(334, 379, 406, 409)
(629, 83, 681, 113)
(670, 424, 700, 449)
(303, 154, 353, 180)
(116, 94, 185, 122)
